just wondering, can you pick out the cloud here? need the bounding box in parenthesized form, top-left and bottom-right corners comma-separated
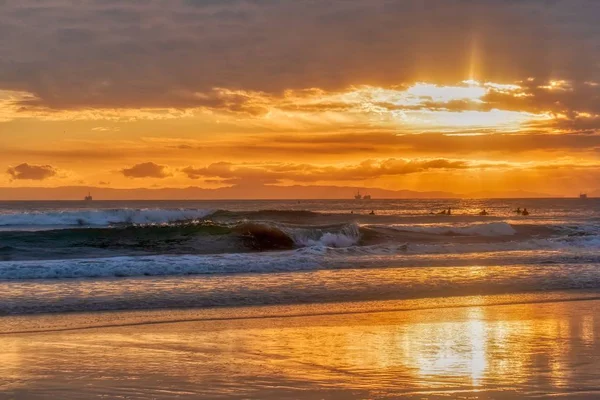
(8, 79, 597, 132)
(6, 163, 58, 180)
(181, 158, 502, 185)
(121, 162, 170, 178)
(91, 126, 120, 132)
(161, 130, 600, 163)
(6, 128, 600, 171)
(0, 0, 598, 112)
(235, 131, 600, 158)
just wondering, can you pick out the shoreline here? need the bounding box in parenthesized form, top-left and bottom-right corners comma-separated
(3, 292, 600, 399)
(2, 289, 599, 334)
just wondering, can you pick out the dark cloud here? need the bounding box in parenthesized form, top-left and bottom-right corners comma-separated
(7, 163, 57, 180)
(0, 0, 598, 110)
(121, 162, 170, 178)
(482, 80, 600, 117)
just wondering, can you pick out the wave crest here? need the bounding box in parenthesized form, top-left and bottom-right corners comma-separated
(234, 222, 361, 250)
(285, 223, 361, 247)
(0, 208, 215, 227)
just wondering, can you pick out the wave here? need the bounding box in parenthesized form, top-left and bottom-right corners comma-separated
(0, 206, 599, 278)
(383, 221, 517, 236)
(0, 208, 215, 227)
(0, 208, 356, 230)
(0, 252, 325, 280)
(0, 212, 595, 262)
(228, 222, 360, 251)
(2, 239, 600, 280)
(0, 221, 364, 261)
(282, 223, 361, 247)
(211, 209, 322, 220)
(1, 221, 600, 280)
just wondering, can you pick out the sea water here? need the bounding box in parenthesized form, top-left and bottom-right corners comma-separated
(0, 198, 599, 315)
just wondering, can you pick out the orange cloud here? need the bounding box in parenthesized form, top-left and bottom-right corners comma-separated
(181, 158, 508, 185)
(0, 1, 598, 197)
(7, 163, 58, 180)
(121, 162, 171, 179)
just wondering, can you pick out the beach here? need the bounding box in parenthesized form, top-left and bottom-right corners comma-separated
(2, 199, 600, 398)
(3, 0, 600, 397)
(2, 292, 600, 399)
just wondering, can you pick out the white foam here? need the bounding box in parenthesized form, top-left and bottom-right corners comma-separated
(386, 221, 517, 236)
(0, 208, 214, 228)
(286, 223, 361, 248)
(0, 253, 322, 280)
(2, 238, 600, 280)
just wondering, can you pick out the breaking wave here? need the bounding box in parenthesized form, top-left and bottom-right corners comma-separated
(0, 221, 364, 261)
(0, 208, 215, 227)
(282, 223, 361, 247)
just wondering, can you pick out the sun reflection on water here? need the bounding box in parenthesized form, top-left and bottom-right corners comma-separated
(1, 299, 599, 398)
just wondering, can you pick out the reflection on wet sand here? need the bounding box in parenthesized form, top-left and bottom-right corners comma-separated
(2, 298, 600, 399)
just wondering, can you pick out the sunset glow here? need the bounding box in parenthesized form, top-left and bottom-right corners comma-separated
(4, 3, 600, 399)
(0, 0, 599, 198)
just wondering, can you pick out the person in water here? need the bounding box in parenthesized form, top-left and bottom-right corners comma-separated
(479, 209, 488, 216)
(515, 207, 522, 214)
(522, 208, 529, 216)
(447, 207, 452, 215)
(369, 210, 375, 215)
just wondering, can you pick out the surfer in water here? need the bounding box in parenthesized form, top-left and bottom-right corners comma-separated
(369, 210, 375, 215)
(514, 207, 522, 214)
(522, 208, 529, 216)
(479, 209, 489, 216)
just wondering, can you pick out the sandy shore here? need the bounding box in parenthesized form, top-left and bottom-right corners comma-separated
(2, 293, 600, 399)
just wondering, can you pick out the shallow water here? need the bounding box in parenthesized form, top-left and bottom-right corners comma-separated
(3, 263, 600, 315)
(2, 295, 600, 399)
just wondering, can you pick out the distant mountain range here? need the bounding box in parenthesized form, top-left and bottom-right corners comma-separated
(0, 185, 563, 200)
(466, 189, 562, 199)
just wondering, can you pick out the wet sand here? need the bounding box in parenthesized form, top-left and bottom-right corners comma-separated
(2, 294, 600, 399)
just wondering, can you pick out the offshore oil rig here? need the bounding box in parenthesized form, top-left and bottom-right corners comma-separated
(354, 190, 372, 200)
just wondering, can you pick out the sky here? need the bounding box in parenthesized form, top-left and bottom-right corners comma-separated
(1, 0, 599, 198)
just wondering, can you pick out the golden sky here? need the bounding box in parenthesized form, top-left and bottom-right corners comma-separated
(1, 0, 599, 197)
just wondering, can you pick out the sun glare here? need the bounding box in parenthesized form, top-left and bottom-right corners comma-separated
(326, 80, 546, 130)
(405, 109, 551, 129)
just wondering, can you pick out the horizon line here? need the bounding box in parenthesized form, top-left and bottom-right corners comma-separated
(0, 196, 582, 201)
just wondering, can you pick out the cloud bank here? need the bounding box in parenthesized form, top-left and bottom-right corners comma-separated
(0, 0, 598, 111)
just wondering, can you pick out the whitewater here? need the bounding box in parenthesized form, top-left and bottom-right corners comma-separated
(0, 198, 599, 315)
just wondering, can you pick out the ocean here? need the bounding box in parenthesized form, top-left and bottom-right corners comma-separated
(0, 198, 599, 316)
